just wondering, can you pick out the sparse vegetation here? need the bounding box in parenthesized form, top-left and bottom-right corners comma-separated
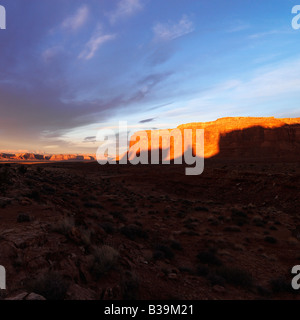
(264, 236, 277, 244)
(121, 271, 139, 300)
(153, 244, 174, 260)
(18, 165, 27, 175)
(27, 272, 69, 300)
(51, 217, 75, 235)
(17, 213, 31, 223)
(0, 167, 12, 193)
(120, 224, 148, 240)
(216, 266, 253, 288)
(197, 250, 222, 266)
(90, 245, 119, 277)
(270, 277, 292, 293)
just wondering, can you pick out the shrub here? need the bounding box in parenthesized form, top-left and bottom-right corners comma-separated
(170, 240, 182, 251)
(264, 236, 277, 244)
(27, 272, 69, 300)
(84, 202, 103, 209)
(121, 271, 139, 300)
(120, 224, 148, 241)
(195, 206, 209, 212)
(90, 245, 119, 277)
(41, 185, 55, 195)
(231, 208, 248, 226)
(216, 266, 253, 288)
(197, 250, 222, 266)
(0, 168, 12, 192)
(153, 244, 174, 260)
(110, 211, 127, 222)
(197, 264, 209, 277)
(17, 213, 31, 223)
(100, 222, 115, 234)
(52, 217, 75, 235)
(270, 277, 292, 293)
(27, 190, 41, 202)
(208, 273, 226, 286)
(18, 165, 27, 175)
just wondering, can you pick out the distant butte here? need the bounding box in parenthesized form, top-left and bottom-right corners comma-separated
(0, 153, 96, 162)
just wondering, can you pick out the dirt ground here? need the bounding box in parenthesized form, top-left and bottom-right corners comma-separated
(0, 158, 299, 300)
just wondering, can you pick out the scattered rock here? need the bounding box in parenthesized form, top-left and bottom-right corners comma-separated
(213, 285, 226, 294)
(5, 292, 28, 300)
(26, 293, 46, 300)
(168, 273, 178, 280)
(66, 284, 96, 300)
(223, 226, 241, 232)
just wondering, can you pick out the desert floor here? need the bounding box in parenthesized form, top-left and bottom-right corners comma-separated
(0, 159, 299, 300)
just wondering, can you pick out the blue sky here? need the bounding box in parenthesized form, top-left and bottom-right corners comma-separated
(0, 0, 299, 153)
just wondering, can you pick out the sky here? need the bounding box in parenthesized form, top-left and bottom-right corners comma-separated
(0, 0, 300, 154)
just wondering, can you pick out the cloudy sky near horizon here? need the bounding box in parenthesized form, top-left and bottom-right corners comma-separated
(0, 0, 300, 154)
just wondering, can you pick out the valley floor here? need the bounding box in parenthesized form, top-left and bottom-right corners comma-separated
(0, 159, 299, 300)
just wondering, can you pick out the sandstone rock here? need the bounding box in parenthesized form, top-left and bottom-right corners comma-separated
(0, 197, 13, 207)
(168, 273, 178, 280)
(0, 153, 95, 162)
(129, 117, 300, 160)
(66, 284, 96, 300)
(26, 293, 46, 300)
(5, 292, 28, 300)
(213, 285, 226, 294)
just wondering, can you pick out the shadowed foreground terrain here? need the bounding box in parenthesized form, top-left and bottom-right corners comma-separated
(0, 158, 299, 300)
(0, 117, 300, 300)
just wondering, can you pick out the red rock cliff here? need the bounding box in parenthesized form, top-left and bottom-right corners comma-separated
(129, 117, 300, 159)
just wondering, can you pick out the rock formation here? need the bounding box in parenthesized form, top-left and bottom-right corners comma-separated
(129, 117, 300, 159)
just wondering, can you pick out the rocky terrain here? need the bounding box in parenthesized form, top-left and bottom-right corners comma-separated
(0, 153, 96, 162)
(0, 117, 299, 300)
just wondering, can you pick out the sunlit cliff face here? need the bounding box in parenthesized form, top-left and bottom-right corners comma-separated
(129, 117, 300, 159)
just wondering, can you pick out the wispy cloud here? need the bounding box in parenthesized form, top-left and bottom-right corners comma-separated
(79, 26, 116, 60)
(109, 0, 143, 24)
(249, 30, 280, 39)
(226, 21, 249, 33)
(153, 15, 194, 42)
(83, 136, 96, 143)
(62, 5, 89, 31)
(170, 58, 300, 121)
(42, 46, 63, 62)
(139, 118, 155, 123)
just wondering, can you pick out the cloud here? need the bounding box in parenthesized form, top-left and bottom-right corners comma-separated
(109, 0, 143, 24)
(139, 118, 155, 123)
(249, 30, 280, 39)
(147, 43, 176, 66)
(153, 15, 194, 42)
(79, 26, 116, 60)
(226, 22, 249, 33)
(167, 58, 300, 122)
(42, 46, 63, 62)
(83, 136, 96, 143)
(62, 5, 89, 31)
